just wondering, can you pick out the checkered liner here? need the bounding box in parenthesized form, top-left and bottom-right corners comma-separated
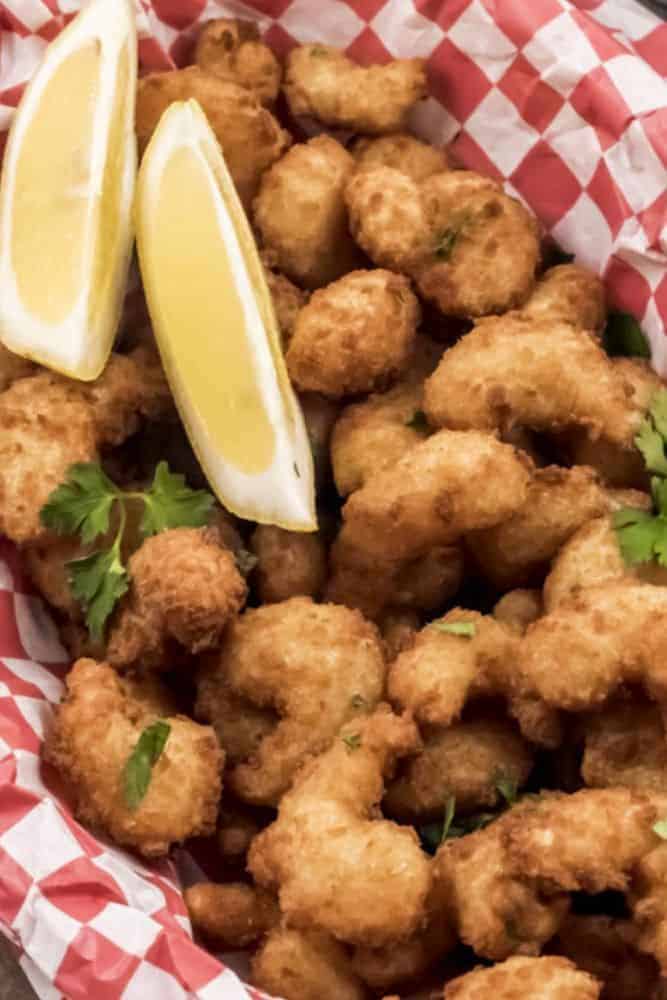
(0, 0, 666, 996)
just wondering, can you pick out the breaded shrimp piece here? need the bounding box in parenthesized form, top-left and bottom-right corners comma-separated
(352, 133, 449, 182)
(521, 264, 606, 331)
(504, 788, 659, 894)
(466, 466, 612, 590)
(345, 167, 540, 317)
(216, 799, 266, 862)
(249, 524, 327, 603)
(341, 429, 533, 561)
(516, 582, 667, 711)
(286, 269, 419, 397)
(251, 928, 367, 1000)
(248, 707, 431, 946)
(384, 713, 533, 820)
(423, 315, 638, 445)
(493, 589, 543, 633)
(107, 527, 247, 671)
(443, 956, 601, 999)
(194, 18, 282, 107)
(582, 695, 667, 794)
(25, 535, 89, 621)
(379, 609, 420, 661)
(434, 802, 570, 960)
(284, 45, 426, 134)
(631, 842, 667, 974)
(44, 659, 222, 857)
(196, 597, 386, 805)
(136, 68, 289, 208)
(263, 262, 308, 346)
(184, 882, 279, 948)
(253, 136, 362, 289)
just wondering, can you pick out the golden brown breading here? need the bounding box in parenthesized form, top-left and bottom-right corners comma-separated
(196, 596, 386, 805)
(379, 608, 420, 662)
(184, 882, 279, 948)
(216, 800, 265, 862)
(0, 343, 34, 391)
(466, 466, 612, 590)
(493, 589, 543, 633)
(521, 264, 606, 331)
(251, 928, 367, 1000)
(352, 133, 449, 182)
(582, 695, 667, 794)
(555, 914, 663, 1000)
(194, 18, 282, 106)
(516, 582, 667, 711)
(253, 136, 362, 289)
(136, 67, 289, 208)
(340, 429, 533, 561)
(631, 841, 667, 974)
(423, 315, 639, 446)
(25, 535, 88, 621)
(345, 167, 540, 317)
(284, 45, 426, 134)
(263, 260, 308, 346)
(443, 956, 601, 999)
(286, 269, 420, 397)
(248, 707, 431, 947)
(44, 659, 222, 856)
(434, 802, 570, 960)
(107, 527, 247, 671)
(249, 524, 327, 603)
(384, 713, 533, 821)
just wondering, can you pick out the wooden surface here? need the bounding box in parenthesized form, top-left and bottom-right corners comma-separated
(0, 936, 35, 998)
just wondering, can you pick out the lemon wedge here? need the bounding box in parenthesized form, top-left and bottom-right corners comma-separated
(0, 0, 136, 381)
(135, 100, 316, 531)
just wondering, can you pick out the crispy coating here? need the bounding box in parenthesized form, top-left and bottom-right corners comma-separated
(466, 466, 611, 590)
(379, 609, 420, 662)
(196, 597, 386, 805)
(423, 315, 638, 446)
(521, 264, 606, 331)
(44, 659, 222, 856)
(253, 136, 362, 289)
(251, 928, 367, 1000)
(136, 68, 289, 208)
(286, 269, 419, 397)
(249, 524, 327, 603)
(385, 713, 533, 820)
(353, 132, 448, 182)
(345, 167, 540, 317)
(194, 18, 281, 106)
(493, 589, 543, 633)
(107, 527, 247, 671)
(582, 695, 667, 794)
(184, 882, 278, 948)
(516, 582, 667, 711)
(434, 802, 570, 960)
(25, 535, 88, 621)
(248, 707, 431, 946)
(443, 956, 601, 999)
(504, 788, 659, 894)
(263, 263, 308, 346)
(341, 429, 533, 561)
(284, 45, 426, 134)
(631, 842, 667, 974)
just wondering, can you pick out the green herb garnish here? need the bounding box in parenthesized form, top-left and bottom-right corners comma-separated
(350, 694, 367, 710)
(495, 773, 519, 807)
(434, 227, 460, 261)
(653, 818, 667, 840)
(603, 311, 650, 359)
(342, 732, 362, 752)
(122, 721, 171, 811)
(405, 410, 429, 433)
(433, 620, 476, 638)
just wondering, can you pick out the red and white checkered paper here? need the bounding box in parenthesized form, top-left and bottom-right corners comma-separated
(1, 0, 667, 997)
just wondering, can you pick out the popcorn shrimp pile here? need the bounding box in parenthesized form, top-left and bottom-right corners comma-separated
(7, 18, 667, 1000)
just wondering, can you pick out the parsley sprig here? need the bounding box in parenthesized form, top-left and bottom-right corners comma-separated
(614, 391, 667, 568)
(418, 775, 519, 853)
(40, 461, 214, 640)
(123, 720, 171, 810)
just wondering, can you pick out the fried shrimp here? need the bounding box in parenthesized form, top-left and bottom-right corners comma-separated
(253, 136, 362, 289)
(340, 429, 533, 561)
(521, 264, 606, 331)
(196, 597, 386, 805)
(379, 609, 420, 662)
(443, 956, 601, 999)
(582, 695, 667, 794)
(631, 841, 667, 974)
(251, 928, 367, 1000)
(262, 260, 308, 346)
(286, 269, 419, 397)
(345, 167, 540, 317)
(248, 707, 431, 946)
(106, 527, 246, 671)
(352, 133, 449, 182)
(249, 524, 327, 603)
(384, 712, 533, 820)
(194, 18, 282, 106)
(423, 315, 638, 445)
(136, 67, 289, 208)
(284, 45, 426, 134)
(184, 882, 279, 949)
(493, 589, 543, 633)
(44, 659, 222, 856)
